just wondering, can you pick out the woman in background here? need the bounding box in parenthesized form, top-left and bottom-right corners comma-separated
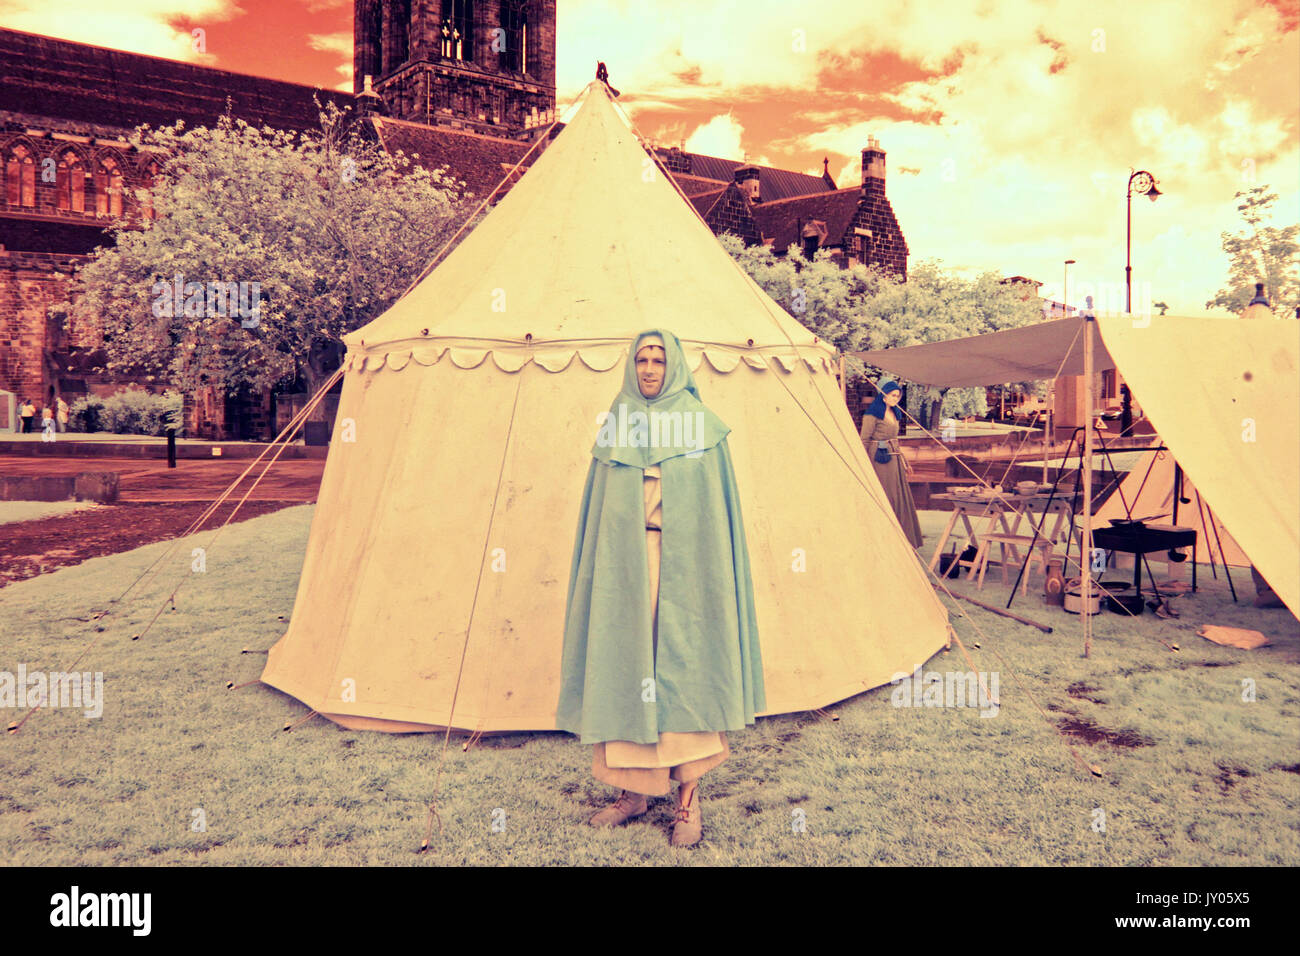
(860, 380, 923, 548)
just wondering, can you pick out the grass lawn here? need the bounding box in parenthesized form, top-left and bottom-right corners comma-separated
(0, 501, 100, 525)
(2, 505, 1297, 865)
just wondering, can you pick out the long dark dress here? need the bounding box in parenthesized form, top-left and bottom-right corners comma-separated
(861, 409, 923, 548)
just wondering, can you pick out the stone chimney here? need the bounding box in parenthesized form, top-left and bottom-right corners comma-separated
(861, 135, 886, 197)
(661, 145, 693, 175)
(733, 164, 761, 202)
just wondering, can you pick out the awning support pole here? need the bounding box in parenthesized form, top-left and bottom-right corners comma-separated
(1083, 315, 1095, 657)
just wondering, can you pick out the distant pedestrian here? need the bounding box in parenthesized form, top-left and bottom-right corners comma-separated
(19, 398, 35, 433)
(41, 404, 55, 440)
(56, 395, 69, 433)
(860, 380, 923, 548)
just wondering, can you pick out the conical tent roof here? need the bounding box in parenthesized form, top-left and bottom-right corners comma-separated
(346, 81, 819, 351)
(262, 81, 950, 733)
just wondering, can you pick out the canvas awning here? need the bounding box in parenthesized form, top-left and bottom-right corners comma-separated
(851, 316, 1115, 386)
(1095, 315, 1299, 617)
(855, 312, 1299, 617)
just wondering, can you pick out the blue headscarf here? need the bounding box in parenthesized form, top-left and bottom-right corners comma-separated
(865, 379, 901, 420)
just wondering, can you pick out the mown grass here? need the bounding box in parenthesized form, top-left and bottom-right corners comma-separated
(1, 505, 1296, 865)
(0, 501, 99, 525)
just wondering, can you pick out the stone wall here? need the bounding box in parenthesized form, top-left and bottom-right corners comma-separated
(705, 184, 761, 246)
(0, 248, 84, 404)
(850, 180, 908, 278)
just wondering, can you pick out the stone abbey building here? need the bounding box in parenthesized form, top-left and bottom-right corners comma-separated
(0, 1, 910, 439)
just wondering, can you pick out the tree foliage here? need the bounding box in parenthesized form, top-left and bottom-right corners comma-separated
(719, 234, 1043, 425)
(53, 102, 471, 405)
(1205, 185, 1299, 317)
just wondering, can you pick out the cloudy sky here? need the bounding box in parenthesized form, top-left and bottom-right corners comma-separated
(2, 0, 1296, 315)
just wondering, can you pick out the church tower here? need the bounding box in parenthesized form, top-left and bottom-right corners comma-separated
(354, 1, 556, 136)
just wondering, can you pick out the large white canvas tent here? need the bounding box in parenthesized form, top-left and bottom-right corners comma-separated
(854, 314, 1300, 618)
(1097, 316, 1298, 613)
(260, 81, 951, 733)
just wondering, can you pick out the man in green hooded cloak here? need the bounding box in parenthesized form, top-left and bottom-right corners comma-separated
(557, 329, 765, 847)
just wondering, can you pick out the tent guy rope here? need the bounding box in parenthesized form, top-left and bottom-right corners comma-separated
(6, 368, 342, 735)
(420, 358, 526, 853)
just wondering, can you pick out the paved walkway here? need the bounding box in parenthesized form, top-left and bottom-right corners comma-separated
(0, 455, 324, 502)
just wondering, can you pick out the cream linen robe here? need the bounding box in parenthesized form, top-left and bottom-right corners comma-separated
(591, 464, 729, 795)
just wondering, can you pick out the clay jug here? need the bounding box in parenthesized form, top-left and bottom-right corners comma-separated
(1044, 559, 1065, 606)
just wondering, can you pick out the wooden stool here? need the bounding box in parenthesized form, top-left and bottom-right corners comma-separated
(971, 534, 1055, 592)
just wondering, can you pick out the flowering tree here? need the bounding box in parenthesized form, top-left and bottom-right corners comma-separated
(720, 234, 1042, 427)
(1205, 186, 1299, 317)
(53, 102, 470, 418)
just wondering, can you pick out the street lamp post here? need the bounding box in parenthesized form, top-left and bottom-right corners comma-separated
(1126, 169, 1161, 313)
(1064, 259, 1076, 316)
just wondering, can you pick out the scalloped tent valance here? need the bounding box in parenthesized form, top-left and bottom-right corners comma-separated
(344, 343, 838, 375)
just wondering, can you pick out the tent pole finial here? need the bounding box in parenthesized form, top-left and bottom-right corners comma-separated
(595, 61, 621, 98)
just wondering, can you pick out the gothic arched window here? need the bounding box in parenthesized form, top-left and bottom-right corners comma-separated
(94, 154, 124, 217)
(441, 0, 473, 61)
(5, 144, 36, 206)
(55, 150, 86, 213)
(501, 2, 528, 73)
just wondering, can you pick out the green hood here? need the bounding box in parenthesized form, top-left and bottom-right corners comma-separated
(590, 329, 731, 468)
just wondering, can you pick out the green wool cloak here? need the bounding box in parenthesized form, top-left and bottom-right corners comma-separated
(555, 329, 766, 745)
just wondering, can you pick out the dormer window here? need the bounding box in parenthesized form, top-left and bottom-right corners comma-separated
(801, 219, 829, 258)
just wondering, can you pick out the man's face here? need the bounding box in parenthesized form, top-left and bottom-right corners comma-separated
(636, 347, 666, 398)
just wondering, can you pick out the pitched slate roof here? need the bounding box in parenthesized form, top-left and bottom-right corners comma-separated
(655, 149, 835, 202)
(0, 26, 354, 138)
(687, 187, 726, 218)
(750, 188, 862, 253)
(670, 172, 738, 196)
(0, 25, 901, 265)
(370, 116, 543, 202)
